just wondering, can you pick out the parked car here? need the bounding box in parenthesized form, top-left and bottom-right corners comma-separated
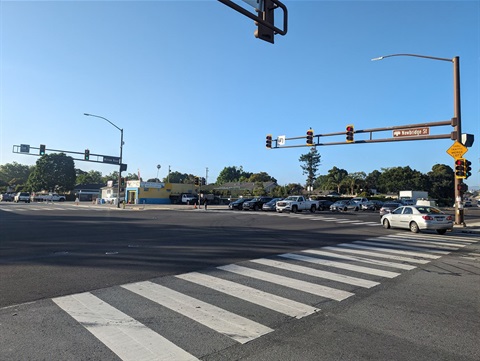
(262, 198, 283, 211)
(361, 200, 383, 211)
(14, 192, 31, 203)
(242, 197, 273, 211)
(381, 205, 453, 234)
(316, 199, 333, 211)
(228, 198, 252, 210)
(379, 202, 403, 218)
(0, 193, 13, 202)
(330, 200, 351, 212)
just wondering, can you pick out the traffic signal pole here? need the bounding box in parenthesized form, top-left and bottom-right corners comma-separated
(452, 56, 464, 226)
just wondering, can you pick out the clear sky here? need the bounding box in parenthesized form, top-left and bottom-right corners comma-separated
(1, 0, 479, 189)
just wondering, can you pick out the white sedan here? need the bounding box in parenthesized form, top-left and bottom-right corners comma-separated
(381, 205, 453, 234)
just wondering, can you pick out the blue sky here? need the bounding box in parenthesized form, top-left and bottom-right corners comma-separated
(1, 0, 479, 189)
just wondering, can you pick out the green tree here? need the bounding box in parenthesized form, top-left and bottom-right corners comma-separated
(365, 170, 382, 193)
(76, 170, 103, 184)
(299, 147, 321, 188)
(253, 182, 267, 196)
(0, 162, 34, 191)
(377, 166, 429, 193)
(427, 164, 454, 204)
(248, 172, 277, 183)
(325, 167, 349, 193)
(26, 153, 76, 193)
(216, 166, 252, 184)
(342, 171, 366, 195)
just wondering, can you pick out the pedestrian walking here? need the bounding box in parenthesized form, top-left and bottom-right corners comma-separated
(204, 198, 208, 210)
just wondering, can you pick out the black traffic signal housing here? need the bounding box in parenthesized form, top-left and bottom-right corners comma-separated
(39, 144, 46, 155)
(346, 125, 354, 143)
(84, 149, 90, 161)
(194, 177, 199, 186)
(457, 183, 468, 192)
(120, 177, 126, 187)
(254, 0, 275, 44)
(306, 129, 314, 146)
(266, 134, 272, 149)
(454, 158, 466, 179)
(465, 159, 472, 179)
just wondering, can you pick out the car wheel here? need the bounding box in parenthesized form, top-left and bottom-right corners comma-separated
(409, 222, 420, 233)
(253, 205, 258, 211)
(354, 207, 359, 211)
(436, 229, 447, 235)
(343, 207, 347, 212)
(310, 205, 316, 213)
(382, 219, 391, 229)
(292, 205, 298, 213)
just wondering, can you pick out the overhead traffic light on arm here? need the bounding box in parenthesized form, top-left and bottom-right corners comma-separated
(266, 134, 272, 149)
(84, 149, 90, 160)
(306, 129, 314, 146)
(39, 144, 46, 155)
(254, 0, 275, 44)
(454, 158, 466, 179)
(346, 125, 354, 143)
(194, 177, 199, 186)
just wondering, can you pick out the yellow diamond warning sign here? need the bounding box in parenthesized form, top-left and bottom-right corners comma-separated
(446, 141, 468, 159)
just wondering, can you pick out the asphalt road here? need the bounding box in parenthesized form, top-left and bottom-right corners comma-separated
(1, 202, 479, 360)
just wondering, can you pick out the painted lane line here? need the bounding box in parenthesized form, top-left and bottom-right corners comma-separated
(250, 258, 379, 288)
(280, 253, 400, 278)
(123, 281, 272, 344)
(218, 264, 353, 301)
(355, 240, 450, 255)
(318, 247, 417, 270)
(176, 272, 319, 319)
(53, 292, 199, 361)
(326, 245, 430, 264)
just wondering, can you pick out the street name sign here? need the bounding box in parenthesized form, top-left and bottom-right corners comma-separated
(393, 127, 429, 137)
(446, 141, 468, 159)
(103, 156, 120, 164)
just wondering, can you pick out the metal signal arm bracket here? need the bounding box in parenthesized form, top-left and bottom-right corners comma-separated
(218, 0, 288, 36)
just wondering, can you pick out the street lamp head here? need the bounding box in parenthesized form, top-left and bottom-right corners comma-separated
(84, 113, 91, 116)
(371, 56, 384, 61)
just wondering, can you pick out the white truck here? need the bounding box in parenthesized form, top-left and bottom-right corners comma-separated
(180, 193, 198, 204)
(276, 196, 317, 213)
(31, 193, 66, 202)
(398, 191, 428, 205)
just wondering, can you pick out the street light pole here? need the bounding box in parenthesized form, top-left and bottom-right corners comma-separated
(372, 53, 464, 225)
(84, 113, 124, 208)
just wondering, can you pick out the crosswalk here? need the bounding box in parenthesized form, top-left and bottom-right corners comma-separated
(0, 204, 110, 212)
(50, 232, 479, 360)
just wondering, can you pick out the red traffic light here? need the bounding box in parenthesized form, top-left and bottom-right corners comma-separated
(346, 124, 354, 143)
(306, 129, 314, 146)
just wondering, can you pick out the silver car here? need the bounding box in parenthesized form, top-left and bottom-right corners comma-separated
(381, 205, 453, 234)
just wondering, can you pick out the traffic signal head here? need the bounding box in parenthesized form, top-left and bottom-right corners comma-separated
(254, 0, 275, 44)
(39, 144, 46, 155)
(306, 129, 314, 146)
(346, 125, 354, 143)
(266, 134, 272, 149)
(454, 158, 466, 179)
(84, 149, 90, 161)
(194, 177, 199, 186)
(465, 159, 472, 179)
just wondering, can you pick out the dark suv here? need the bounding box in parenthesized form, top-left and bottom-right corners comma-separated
(242, 197, 273, 211)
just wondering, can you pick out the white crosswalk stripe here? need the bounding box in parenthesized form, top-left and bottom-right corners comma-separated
(53, 292, 199, 361)
(48, 232, 478, 360)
